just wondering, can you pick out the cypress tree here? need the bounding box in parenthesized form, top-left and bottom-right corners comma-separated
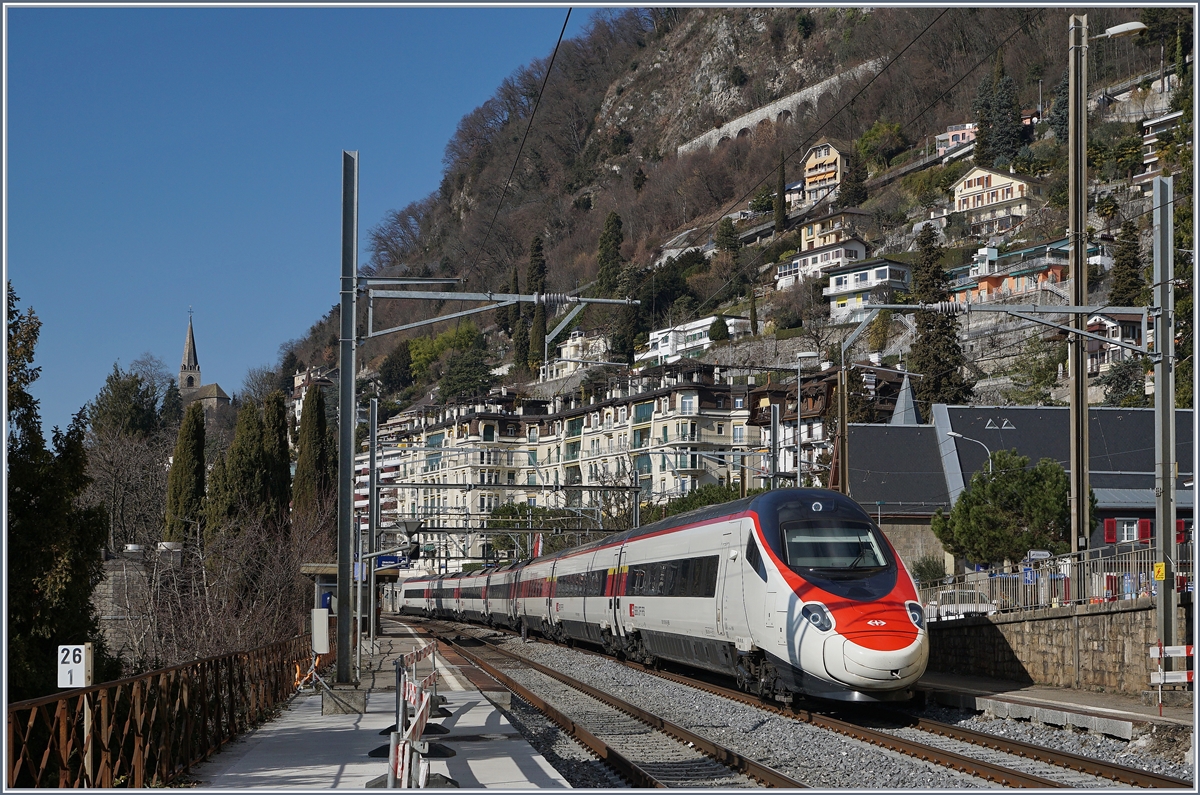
(774, 151, 787, 235)
(204, 451, 233, 541)
(907, 226, 974, 417)
(379, 340, 412, 393)
(527, 236, 548, 369)
(224, 399, 268, 518)
(293, 385, 330, 517)
(971, 74, 995, 167)
(512, 309, 530, 372)
(165, 402, 206, 542)
(597, 211, 625, 296)
(748, 285, 759, 336)
(262, 390, 291, 524)
(1108, 221, 1146, 307)
(527, 236, 546, 294)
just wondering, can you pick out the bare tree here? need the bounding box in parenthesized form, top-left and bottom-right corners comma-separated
(240, 364, 279, 407)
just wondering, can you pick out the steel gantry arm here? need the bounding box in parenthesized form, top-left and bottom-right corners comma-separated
(361, 276, 639, 339)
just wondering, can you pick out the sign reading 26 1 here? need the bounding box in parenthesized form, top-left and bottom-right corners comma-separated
(57, 644, 92, 688)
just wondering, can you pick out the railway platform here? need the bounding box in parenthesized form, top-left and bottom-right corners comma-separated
(917, 671, 1193, 740)
(188, 617, 568, 789)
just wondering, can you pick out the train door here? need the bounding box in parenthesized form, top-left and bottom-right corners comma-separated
(544, 560, 557, 632)
(716, 527, 738, 637)
(607, 544, 629, 637)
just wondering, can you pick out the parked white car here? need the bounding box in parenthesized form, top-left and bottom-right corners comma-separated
(925, 589, 998, 621)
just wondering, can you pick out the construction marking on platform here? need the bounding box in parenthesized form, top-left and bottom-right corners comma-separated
(1150, 670, 1194, 684)
(1149, 644, 1195, 658)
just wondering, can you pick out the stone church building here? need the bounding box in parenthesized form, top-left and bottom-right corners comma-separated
(178, 315, 230, 412)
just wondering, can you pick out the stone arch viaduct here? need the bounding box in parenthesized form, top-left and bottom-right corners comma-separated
(676, 58, 885, 158)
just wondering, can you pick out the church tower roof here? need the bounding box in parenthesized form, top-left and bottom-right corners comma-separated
(182, 316, 199, 369)
(180, 314, 202, 394)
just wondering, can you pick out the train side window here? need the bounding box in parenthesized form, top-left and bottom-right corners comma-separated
(746, 538, 766, 582)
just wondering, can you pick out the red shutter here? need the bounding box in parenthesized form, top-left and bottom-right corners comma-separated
(1138, 518, 1153, 543)
(1177, 520, 1188, 545)
(1104, 518, 1117, 544)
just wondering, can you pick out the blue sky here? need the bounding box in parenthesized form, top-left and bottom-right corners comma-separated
(7, 5, 589, 431)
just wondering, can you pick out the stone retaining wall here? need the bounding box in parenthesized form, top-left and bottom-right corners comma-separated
(927, 597, 1192, 696)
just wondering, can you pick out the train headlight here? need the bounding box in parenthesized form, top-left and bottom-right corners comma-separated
(906, 601, 925, 630)
(801, 602, 833, 632)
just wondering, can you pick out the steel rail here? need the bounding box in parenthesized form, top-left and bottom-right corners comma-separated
(443, 621, 1065, 789)
(909, 717, 1194, 789)
(438, 636, 664, 787)
(437, 630, 804, 788)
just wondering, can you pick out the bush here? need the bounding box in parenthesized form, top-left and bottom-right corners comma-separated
(910, 554, 946, 586)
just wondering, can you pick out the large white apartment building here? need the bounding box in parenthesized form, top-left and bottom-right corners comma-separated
(635, 316, 752, 366)
(355, 362, 766, 573)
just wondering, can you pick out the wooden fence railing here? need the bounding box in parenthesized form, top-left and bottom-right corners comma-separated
(7, 631, 335, 788)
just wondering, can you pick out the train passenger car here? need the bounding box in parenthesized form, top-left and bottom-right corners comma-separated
(458, 570, 488, 623)
(484, 562, 524, 630)
(513, 556, 555, 634)
(399, 574, 434, 616)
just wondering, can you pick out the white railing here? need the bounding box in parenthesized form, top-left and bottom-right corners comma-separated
(918, 542, 1193, 619)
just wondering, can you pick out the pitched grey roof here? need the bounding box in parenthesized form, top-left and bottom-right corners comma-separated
(846, 425, 951, 515)
(182, 317, 199, 369)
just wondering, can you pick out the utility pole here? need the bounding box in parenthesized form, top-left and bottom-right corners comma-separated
(1067, 14, 1090, 555)
(369, 397, 378, 648)
(770, 403, 780, 489)
(336, 150, 357, 684)
(1153, 175, 1176, 653)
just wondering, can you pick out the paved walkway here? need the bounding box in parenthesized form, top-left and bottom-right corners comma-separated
(189, 618, 569, 788)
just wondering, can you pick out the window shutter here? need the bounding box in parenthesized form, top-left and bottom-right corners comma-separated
(1138, 518, 1152, 543)
(1177, 519, 1188, 545)
(1103, 518, 1117, 544)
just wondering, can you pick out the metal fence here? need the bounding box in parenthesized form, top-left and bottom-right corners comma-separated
(918, 542, 1194, 619)
(7, 632, 334, 788)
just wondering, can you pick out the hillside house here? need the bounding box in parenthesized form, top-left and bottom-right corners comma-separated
(947, 238, 1108, 306)
(784, 179, 806, 207)
(1087, 313, 1144, 377)
(800, 139, 852, 204)
(545, 330, 614, 380)
(1132, 109, 1186, 192)
(635, 316, 751, 366)
(775, 235, 868, 290)
(950, 166, 1045, 236)
(824, 257, 911, 323)
(934, 122, 977, 157)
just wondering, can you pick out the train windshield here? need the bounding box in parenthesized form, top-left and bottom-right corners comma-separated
(780, 519, 891, 573)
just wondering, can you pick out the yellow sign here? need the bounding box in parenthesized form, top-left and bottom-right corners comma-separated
(1154, 562, 1166, 581)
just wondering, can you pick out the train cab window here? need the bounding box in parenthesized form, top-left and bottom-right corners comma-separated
(745, 537, 766, 581)
(781, 519, 890, 572)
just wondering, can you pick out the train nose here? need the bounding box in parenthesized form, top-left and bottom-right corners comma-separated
(822, 633, 928, 689)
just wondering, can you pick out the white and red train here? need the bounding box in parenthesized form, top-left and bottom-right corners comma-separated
(398, 489, 928, 702)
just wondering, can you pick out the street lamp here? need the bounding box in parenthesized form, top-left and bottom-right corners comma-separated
(1067, 15, 1146, 555)
(946, 431, 993, 475)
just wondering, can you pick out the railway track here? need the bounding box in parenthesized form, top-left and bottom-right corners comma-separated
(430, 625, 804, 788)
(422, 617, 1192, 789)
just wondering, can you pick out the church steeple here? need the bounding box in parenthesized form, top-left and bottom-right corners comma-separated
(180, 312, 201, 395)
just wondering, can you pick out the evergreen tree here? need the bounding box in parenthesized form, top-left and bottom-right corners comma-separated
(1108, 221, 1146, 306)
(1097, 356, 1149, 407)
(89, 363, 159, 438)
(1047, 69, 1070, 142)
(293, 385, 330, 517)
(774, 151, 787, 235)
(597, 211, 625, 296)
(611, 265, 641, 364)
(527, 235, 547, 294)
(379, 340, 412, 393)
(709, 314, 730, 341)
(932, 450, 1074, 564)
(512, 309, 530, 372)
(971, 74, 995, 167)
(219, 400, 269, 527)
(8, 284, 118, 699)
(748, 286, 758, 336)
(277, 349, 302, 394)
(838, 153, 868, 207)
(1002, 334, 1066, 405)
(715, 217, 740, 254)
(204, 451, 233, 539)
(529, 303, 547, 370)
(907, 226, 973, 416)
(165, 402, 205, 542)
(440, 347, 495, 401)
(158, 381, 183, 430)
(990, 74, 1024, 165)
(262, 390, 291, 524)
(499, 261, 520, 334)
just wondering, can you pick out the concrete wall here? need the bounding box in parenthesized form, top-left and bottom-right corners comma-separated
(878, 517, 948, 570)
(927, 596, 1193, 696)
